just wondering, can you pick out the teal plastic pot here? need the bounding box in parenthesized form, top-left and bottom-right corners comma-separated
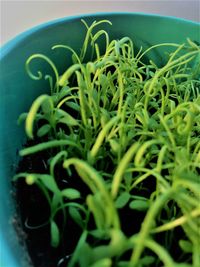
(0, 12, 199, 267)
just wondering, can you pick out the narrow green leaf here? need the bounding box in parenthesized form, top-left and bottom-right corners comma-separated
(109, 139, 120, 154)
(129, 200, 149, 211)
(17, 113, 27, 125)
(39, 174, 59, 194)
(52, 193, 62, 211)
(74, 242, 92, 267)
(124, 172, 132, 188)
(37, 124, 51, 137)
(50, 220, 60, 247)
(59, 64, 80, 86)
(55, 109, 78, 126)
(140, 256, 155, 265)
(25, 94, 52, 139)
(65, 101, 80, 111)
(41, 98, 53, 114)
(87, 194, 105, 230)
(115, 192, 130, 208)
(59, 116, 78, 127)
(112, 142, 140, 198)
(100, 108, 110, 127)
(90, 116, 119, 160)
(57, 86, 71, 99)
(178, 170, 200, 183)
(62, 188, 81, 200)
(69, 206, 83, 228)
(179, 240, 193, 253)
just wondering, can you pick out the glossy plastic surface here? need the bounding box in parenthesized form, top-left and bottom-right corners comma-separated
(0, 13, 199, 267)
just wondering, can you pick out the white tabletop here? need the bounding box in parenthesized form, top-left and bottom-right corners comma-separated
(1, 0, 200, 46)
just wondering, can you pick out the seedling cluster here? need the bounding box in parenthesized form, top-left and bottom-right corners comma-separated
(14, 20, 200, 267)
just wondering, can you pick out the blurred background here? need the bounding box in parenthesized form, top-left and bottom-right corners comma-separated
(1, 0, 200, 45)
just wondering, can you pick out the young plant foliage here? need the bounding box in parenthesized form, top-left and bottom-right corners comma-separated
(14, 19, 200, 267)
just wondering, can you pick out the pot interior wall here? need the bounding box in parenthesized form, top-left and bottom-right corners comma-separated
(0, 13, 199, 267)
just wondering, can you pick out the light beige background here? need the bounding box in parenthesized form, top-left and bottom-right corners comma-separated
(1, 0, 200, 45)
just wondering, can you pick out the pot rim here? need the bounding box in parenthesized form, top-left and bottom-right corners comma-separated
(1, 11, 199, 59)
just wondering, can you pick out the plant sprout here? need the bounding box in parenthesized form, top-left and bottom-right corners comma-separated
(14, 19, 200, 267)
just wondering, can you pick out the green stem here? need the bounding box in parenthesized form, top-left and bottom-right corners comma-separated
(129, 188, 174, 266)
(20, 139, 80, 156)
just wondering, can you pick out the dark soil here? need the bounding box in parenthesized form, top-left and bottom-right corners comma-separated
(14, 141, 84, 267)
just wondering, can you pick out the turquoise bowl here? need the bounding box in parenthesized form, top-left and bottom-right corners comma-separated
(0, 13, 199, 267)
